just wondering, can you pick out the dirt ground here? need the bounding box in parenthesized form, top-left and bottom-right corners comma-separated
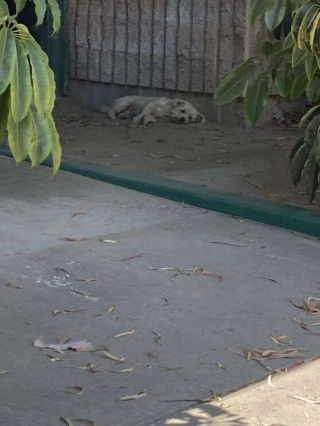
(54, 97, 320, 211)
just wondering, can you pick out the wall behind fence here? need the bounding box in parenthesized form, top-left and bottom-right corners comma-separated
(69, 0, 260, 95)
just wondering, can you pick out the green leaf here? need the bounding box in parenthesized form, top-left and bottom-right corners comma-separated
(13, 0, 27, 13)
(260, 40, 282, 57)
(303, 152, 319, 203)
(283, 33, 294, 50)
(291, 4, 311, 44)
(306, 76, 320, 102)
(48, 115, 61, 173)
(245, 73, 269, 127)
(300, 104, 320, 127)
(291, 144, 309, 185)
(309, 9, 320, 53)
(250, 0, 274, 26)
(214, 58, 256, 105)
(32, 0, 47, 26)
(305, 114, 320, 148)
(290, 137, 305, 165)
(0, 87, 9, 142)
(305, 54, 318, 80)
(292, 45, 307, 68)
(0, 0, 9, 17)
(47, 67, 56, 114)
(29, 108, 53, 166)
(48, 0, 61, 34)
(297, 4, 318, 52)
(25, 40, 51, 115)
(290, 73, 308, 99)
(0, 27, 17, 94)
(317, 131, 320, 165)
(7, 110, 33, 162)
(10, 40, 32, 122)
(265, 0, 287, 31)
(275, 62, 295, 97)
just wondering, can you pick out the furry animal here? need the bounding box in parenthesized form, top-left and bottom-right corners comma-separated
(106, 96, 206, 125)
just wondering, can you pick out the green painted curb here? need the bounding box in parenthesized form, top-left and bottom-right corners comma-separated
(1, 143, 320, 238)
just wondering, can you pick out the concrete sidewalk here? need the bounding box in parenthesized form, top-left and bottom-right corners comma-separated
(0, 157, 320, 426)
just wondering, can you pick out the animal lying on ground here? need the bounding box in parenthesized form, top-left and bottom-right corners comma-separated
(105, 96, 206, 125)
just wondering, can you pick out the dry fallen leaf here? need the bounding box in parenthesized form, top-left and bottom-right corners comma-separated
(115, 253, 144, 261)
(120, 390, 148, 401)
(0, 371, 9, 376)
(72, 419, 96, 425)
(290, 396, 320, 404)
(50, 309, 87, 315)
(46, 354, 62, 362)
(61, 237, 89, 242)
(56, 268, 75, 276)
(70, 289, 95, 298)
(102, 351, 124, 362)
(296, 297, 320, 315)
(245, 180, 264, 189)
(243, 347, 304, 361)
(76, 364, 99, 373)
(147, 352, 157, 359)
(207, 240, 248, 248)
(150, 266, 222, 282)
(34, 337, 95, 352)
(162, 298, 170, 306)
(6, 282, 20, 289)
(110, 367, 134, 373)
(200, 270, 223, 280)
(152, 332, 162, 345)
(77, 279, 97, 282)
(65, 386, 84, 396)
(72, 212, 88, 218)
(270, 335, 292, 347)
(100, 239, 119, 244)
(268, 375, 277, 388)
(216, 363, 226, 370)
(115, 329, 135, 338)
(95, 306, 115, 317)
(61, 418, 74, 426)
(292, 316, 309, 330)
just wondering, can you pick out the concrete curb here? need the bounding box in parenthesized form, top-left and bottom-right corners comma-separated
(1, 143, 320, 238)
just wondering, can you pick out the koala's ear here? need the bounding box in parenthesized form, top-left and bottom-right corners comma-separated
(175, 100, 185, 107)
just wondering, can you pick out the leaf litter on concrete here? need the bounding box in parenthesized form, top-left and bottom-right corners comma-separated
(115, 329, 135, 338)
(34, 337, 95, 352)
(61, 237, 89, 242)
(6, 282, 21, 289)
(65, 386, 84, 396)
(101, 351, 124, 362)
(120, 390, 148, 401)
(289, 297, 320, 315)
(149, 265, 222, 282)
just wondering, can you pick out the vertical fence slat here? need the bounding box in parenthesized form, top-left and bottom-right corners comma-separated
(204, 0, 219, 93)
(68, 0, 77, 78)
(164, 0, 179, 90)
(127, 0, 140, 86)
(233, 0, 247, 66)
(88, 0, 102, 81)
(177, 0, 191, 91)
(75, 0, 90, 80)
(218, 0, 235, 80)
(191, 0, 206, 92)
(152, 0, 165, 88)
(100, 0, 115, 83)
(140, 0, 153, 87)
(114, 0, 127, 84)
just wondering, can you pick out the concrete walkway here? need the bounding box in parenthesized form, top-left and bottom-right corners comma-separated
(0, 157, 320, 426)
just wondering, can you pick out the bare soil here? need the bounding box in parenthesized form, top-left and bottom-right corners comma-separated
(54, 96, 320, 211)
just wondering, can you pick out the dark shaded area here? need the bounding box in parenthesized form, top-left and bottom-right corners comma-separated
(6, 0, 38, 40)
